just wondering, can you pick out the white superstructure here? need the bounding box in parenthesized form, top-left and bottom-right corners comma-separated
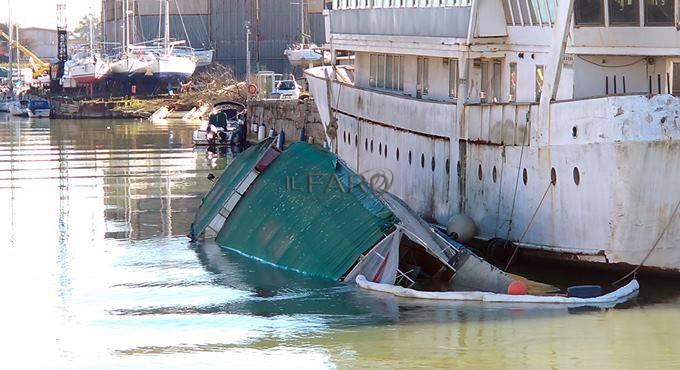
(307, 0, 680, 272)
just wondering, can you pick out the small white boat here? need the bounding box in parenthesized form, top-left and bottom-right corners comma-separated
(284, 43, 327, 67)
(0, 95, 16, 113)
(192, 101, 247, 146)
(10, 99, 28, 117)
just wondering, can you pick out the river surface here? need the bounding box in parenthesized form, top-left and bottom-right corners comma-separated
(1, 114, 679, 369)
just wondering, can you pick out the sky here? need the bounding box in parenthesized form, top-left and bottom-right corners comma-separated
(3, 0, 101, 29)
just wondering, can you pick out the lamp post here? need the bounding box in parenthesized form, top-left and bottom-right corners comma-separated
(245, 21, 251, 84)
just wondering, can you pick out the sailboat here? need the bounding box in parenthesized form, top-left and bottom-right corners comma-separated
(109, 0, 196, 89)
(284, 0, 327, 67)
(64, 15, 110, 85)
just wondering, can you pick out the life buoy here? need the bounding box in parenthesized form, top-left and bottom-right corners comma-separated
(248, 84, 258, 95)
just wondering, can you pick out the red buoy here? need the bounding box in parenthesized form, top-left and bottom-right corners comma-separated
(508, 281, 528, 295)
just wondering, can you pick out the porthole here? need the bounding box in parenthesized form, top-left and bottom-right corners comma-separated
(478, 164, 483, 180)
(421, 154, 425, 168)
(355, 134, 358, 147)
(445, 159, 450, 174)
(370, 140, 373, 153)
(431, 157, 435, 172)
(384, 144, 388, 158)
(379, 143, 382, 155)
(522, 168, 528, 185)
(573, 167, 581, 186)
(550, 167, 557, 185)
(365, 138, 368, 151)
(456, 161, 461, 176)
(572, 126, 578, 138)
(492, 166, 497, 183)
(396, 148, 400, 161)
(409, 151, 412, 165)
(343, 131, 346, 143)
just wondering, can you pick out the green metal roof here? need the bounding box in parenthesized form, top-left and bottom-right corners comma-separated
(189, 138, 275, 240)
(215, 142, 398, 280)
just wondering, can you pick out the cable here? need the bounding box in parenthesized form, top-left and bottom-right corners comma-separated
(504, 180, 553, 271)
(612, 200, 680, 286)
(576, 55, 646, 68)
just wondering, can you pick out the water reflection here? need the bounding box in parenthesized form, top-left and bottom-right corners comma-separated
(0, 114, 679, 369)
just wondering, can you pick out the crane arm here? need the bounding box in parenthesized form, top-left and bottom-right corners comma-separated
(1, 30, 51, 77)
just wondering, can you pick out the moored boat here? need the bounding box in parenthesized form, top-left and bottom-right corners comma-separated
(27, 99, 50, 118)
(9, 99, 28, 117)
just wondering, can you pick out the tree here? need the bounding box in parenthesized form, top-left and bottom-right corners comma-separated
(70, 15, 101, 45)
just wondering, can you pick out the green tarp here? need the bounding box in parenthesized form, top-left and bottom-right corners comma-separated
(215, 142, 398, 280)
(189, 138, 274, 240)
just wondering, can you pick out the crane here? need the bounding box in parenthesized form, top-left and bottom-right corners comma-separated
(0, 30, 51, 78)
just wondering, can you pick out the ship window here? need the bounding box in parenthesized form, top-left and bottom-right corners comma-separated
(492, 61, 502, 103)
(369, 53, 404, 92)
(369, 54, 377, 87)
(421, 154, 425, 168)
(396, 148, 400, 161)
(609, 0, 640, 25)
(377, 55, 385, 88)
(448, 58, 459, 98)
(481, 61, 489, 101)
(673, 63, 680, 96)
(535, 65, 545, 102)
(409, 151, 412, 165)
(574, 0, 604, 25)
(417, 57, 429, 98)
(385, 56, 393, 89)
(645, 0, 675, 26)
(509, 63, 517, 102)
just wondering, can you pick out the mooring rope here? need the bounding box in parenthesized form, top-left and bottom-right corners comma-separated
(504, 180, 553, 271)
(612, 200, 680, 286)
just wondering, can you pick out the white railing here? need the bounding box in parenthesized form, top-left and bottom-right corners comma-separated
(504, 0, 557, 27)
(333, 0, 472, 10)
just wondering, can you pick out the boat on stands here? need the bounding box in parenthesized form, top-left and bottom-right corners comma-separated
(284, 0, 328, 67)
(65, 52, 110, 85)
(305, 1, 680, 274)
(108, 0, 196, 90)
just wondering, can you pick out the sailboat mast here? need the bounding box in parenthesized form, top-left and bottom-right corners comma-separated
(300, 0, 305, 44)
(124, 0, 130, 51)
(89, 14, 94, 57)
(7, 0, 12, 88)
(164, 0, 170, 56)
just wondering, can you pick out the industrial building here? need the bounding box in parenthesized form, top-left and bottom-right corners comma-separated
(101, 0, 326, 76)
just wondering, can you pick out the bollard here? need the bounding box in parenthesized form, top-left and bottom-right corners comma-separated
(300, 127, 306, 142)
(276, 131, 285, 150)
(269, 128, 277, 138)
(257, 124, 266, 141)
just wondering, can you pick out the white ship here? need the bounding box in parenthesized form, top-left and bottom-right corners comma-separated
(307, 0, 680, 273)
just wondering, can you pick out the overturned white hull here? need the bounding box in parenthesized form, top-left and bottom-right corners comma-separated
(284, 45, 326, 67)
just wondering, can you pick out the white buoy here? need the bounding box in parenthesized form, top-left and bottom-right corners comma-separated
(446, 214, 477, 243)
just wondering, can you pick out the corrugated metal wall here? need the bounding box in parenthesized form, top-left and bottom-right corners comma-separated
(210, 0, 324, 76)
(101, 0, 325, 77)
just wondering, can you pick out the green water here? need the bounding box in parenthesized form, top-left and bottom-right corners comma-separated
(0, 114, 679, 369)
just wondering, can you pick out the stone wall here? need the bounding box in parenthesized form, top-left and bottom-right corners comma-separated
(247, 98, 326, 146)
